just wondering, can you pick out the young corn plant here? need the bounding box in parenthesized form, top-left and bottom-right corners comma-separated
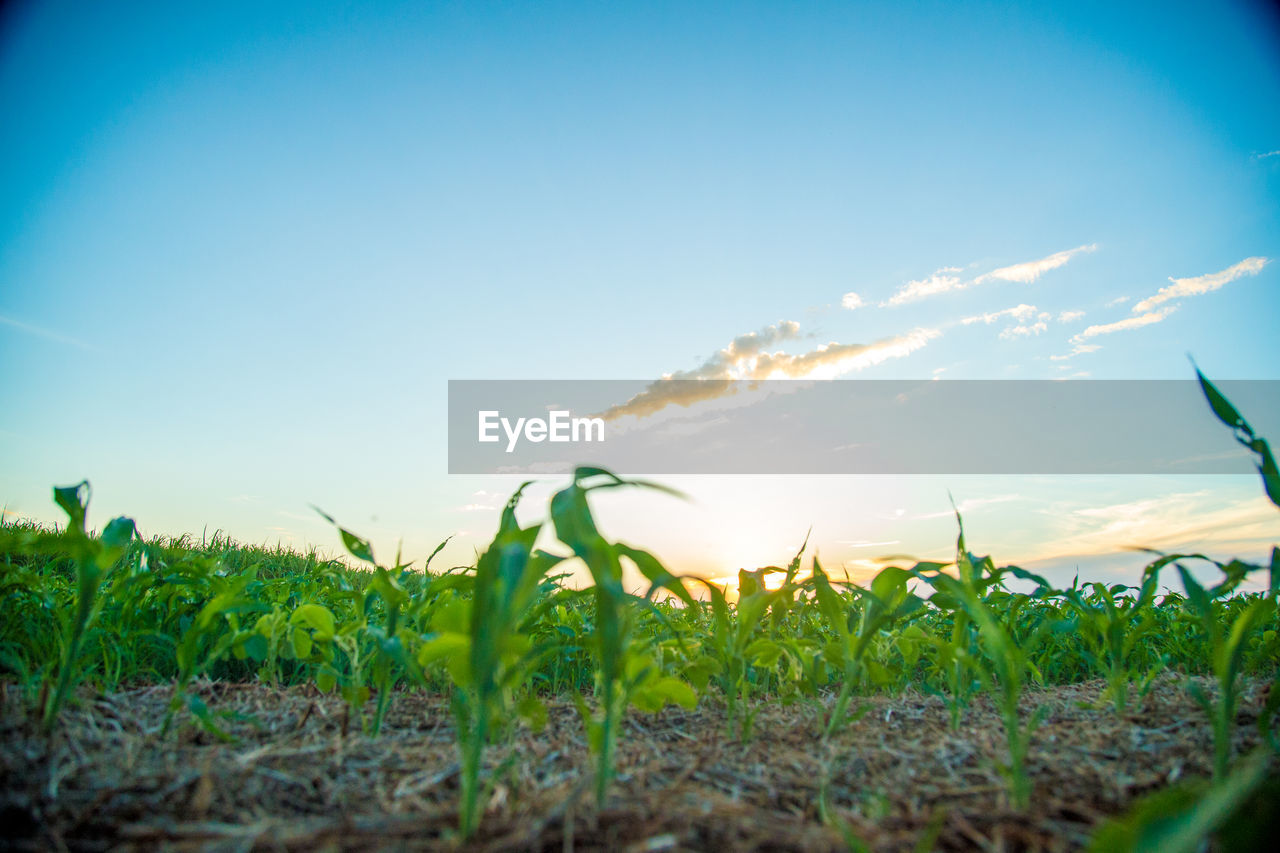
(42, 482, 137, 734)
(1172, 367, 1280, 780)
(415, 483, 565, 838)
(1174, 558, 1275, 781)
(363, 564, 425, 736)
(914, 581, 984, 731)
(165, 566, 266, 738)
(550, 467, 695, 808)
(912, 513, 1056, 810)
(313, 509, 428, 735)
(696, 569, 795, 741)
(808, 560, 921, 732)
(810, 559, 922, 738)
(1062, 565, 1165, 714)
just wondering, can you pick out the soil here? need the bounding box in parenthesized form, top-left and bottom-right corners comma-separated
(1, 675, 1273, 851)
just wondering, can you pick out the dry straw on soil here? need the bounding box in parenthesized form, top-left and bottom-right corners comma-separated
(2, 674, 1270, 851)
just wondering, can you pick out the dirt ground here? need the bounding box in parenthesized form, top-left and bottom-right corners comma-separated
(1, 676, 1272, 852)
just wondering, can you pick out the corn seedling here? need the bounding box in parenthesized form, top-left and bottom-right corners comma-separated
(1062, 566, 1165, 714)
(42, 482, 136, 734)
(811, 560, 922, 738)
(911, 514, 1056, 810)
(551, 467, 695, 808)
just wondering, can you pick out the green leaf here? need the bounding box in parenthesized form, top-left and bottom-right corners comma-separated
(1195, 366, 1252, 439)
(1178, 566, 1212, 620)
(241, 632, 269, 662)
(431, 594, 471, 635)
(870, 565, 912, 603)
(745, 638, 784, 668)
(516, 694, 548, 732)
(651, 676, 698, 709)
(53, 481, 90, 535)
(1194, 365, 1280, 509)
(290, 625, 313, 659)
(315, 668, 337, 693)
(1087, 749, 1270, 853)
(100, 515, 136, 552)
(186, 694, 235, 742)
(311, 506, 376, 564)
(416, 632, 471, 687)
(290, 604, 337, 641)
(1254, 438, 1280, 509)
(616, 543, 694, 606)
(340, 684, 371, 706)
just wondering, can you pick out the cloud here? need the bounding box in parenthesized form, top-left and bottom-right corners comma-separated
(1050, 343, 1102, 361)
(600, 324, 941, 420)
(1253, 150, 1280, 160)
(1131, 257, 1268, 313)
(1104, 296, 1130, 307)
(882, 268, 965, 306)
(883, 244, 1095, 306)
(841, 292, 865, 310)
(0, 312, 95, 350)
(1057, 310, 1084, 323)
(1025, 492, 1280, 565)
(960, 304, 1038, 325)
(999, 321, 1048, 340)
(912, 494, 1022, 521)
(1071, 307, 1176, 343)
(973, 244, 1097, 285)
(960, 303, 1046, 341)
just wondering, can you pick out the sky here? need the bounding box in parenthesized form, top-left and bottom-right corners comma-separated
(2, 0, 1279, 592)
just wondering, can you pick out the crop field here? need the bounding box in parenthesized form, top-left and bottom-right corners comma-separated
(2, 372, 1279, 852)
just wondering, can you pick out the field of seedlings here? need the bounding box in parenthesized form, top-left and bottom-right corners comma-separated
(3, 372, 1279, 852)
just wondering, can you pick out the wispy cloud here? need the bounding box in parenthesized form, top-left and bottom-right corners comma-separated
(1071, 306, 1177, 343)
(999, 321, 1047, 340)
(1050, 343, 1101, 361)
(882, 267, 965, 306)
(972, 243, 1097, 285)
(1104, 296, 1130, 308)
(1026, 492, 1280, 564)
(1253, 149, 1280, 160)
(1131, 257, 1268, 313)
(841, 292, 865, 310)
(600, 324, 941, 420)
(960, 303, 1038, 325)
(1057, 310, 1084, 323)
(883, 244, 1095, 306)
(912, 494, 1022, 521)
(0, 312, 95, 350)
(959, 303, 1049, 341)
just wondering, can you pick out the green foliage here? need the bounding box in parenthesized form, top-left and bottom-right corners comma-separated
(1088, 748, 1274, 853)
(1195, 365, 1280, 508)
(41, 481, 137, 734)
(549, 467, 695, 808)
(2, 367, 1279, 841)
(909, 512, 1058, 810)
(1062, 567, 1165, 713)
(812, 559, 921, 738)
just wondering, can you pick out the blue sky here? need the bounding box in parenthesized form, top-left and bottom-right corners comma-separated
(2, 0, 1278, 587)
